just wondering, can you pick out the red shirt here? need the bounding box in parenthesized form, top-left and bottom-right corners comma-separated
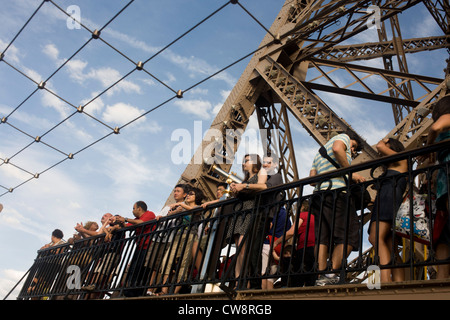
(134, 211, 156, 249)
(296, 211, 315, 250)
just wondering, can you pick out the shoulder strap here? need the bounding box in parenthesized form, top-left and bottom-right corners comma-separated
(319, 146, 340, 169)
(318, 146, 349, 185)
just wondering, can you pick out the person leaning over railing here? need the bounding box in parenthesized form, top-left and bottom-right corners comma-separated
(74, 220, 99, 239)
(420, 95, 450, 279)
(226, 154, 267, 283)
(158, 186, 205, 296)
(201, 182, 228, 208)
(114, 201, 156, 297)
(309, 131, 365, 286)
(144, 184, 189, 296)
(74, 213, 123, 299)
(230, 154, 285, 290)
(27, 229, 66, 299)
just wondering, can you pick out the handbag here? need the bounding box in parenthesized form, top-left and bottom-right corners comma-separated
(394, 192, 431, 245)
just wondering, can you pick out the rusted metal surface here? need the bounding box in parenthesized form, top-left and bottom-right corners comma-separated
(128, 279, 450, 300)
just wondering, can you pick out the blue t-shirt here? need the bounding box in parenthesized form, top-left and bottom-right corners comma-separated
(264, 207, 291, 244)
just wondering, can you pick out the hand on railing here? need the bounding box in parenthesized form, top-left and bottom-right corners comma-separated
(417, 152, 436, 165)
(351, 173, 366, 184)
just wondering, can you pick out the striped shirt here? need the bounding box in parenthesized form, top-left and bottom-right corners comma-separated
(311, 134, 351, 191)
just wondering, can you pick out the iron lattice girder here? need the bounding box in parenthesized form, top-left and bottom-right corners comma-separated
(166, 0, 447, 204)
(264, 0, 424, 64)
(423, 0, 450, 34)
(258, 55, 449, 154)
(311, 35, 450, 63)
(386, 76, 449, 149)
(377, 15, 415, 126)
(165, 1, 298, 203)
(257, 55, 379, 159)
(255, 98, 300, 199)
(304, 58, 443, 107)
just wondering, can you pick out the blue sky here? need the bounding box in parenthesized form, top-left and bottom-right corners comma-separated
(0, 0, 447, 298)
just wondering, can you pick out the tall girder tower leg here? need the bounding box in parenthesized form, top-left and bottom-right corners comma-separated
(423, 0, 450, 35)
(378, 15, 415, 125)
(255, 92, 301, 199)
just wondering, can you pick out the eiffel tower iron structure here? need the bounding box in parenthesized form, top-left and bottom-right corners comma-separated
(165, 0, 450, 206)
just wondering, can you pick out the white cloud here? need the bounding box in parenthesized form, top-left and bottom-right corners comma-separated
(11, 54, 73, 119)
(102, 28, 160, 55)
(102, 27, 238, 88)
(141, 78, 156, 87)
(0, 268, 26, 300)
(93, 141, 173, 206)
(343, 27, 379, 46)
(409, 10, 440, 37)
(174, 99, 212, 120)
(353, 119, 389, 145)
(65, 59, 89, 83)
(0, 160, 32, 186)
(64, 58, 142, 96)
(294, 142, 320, 178)
(136, 119, 163, 133)
(86, 67, 142, 96)
(39, 89, 71, 119)
(0, 164, 90, 242)
(102, 143, 152, 184)
(22, 66, 43, 84)
(166, 52, 236, 87)
(0, 38, 21, 64)
(0, 104, 53, 129)
(0, 207, 44, 239)
(102, 102, 146, 125)
(102, 27, 225, 89)
(189, 87, 208, 95)
(80, 93, 105, 115)
(42, 43, 60, 61)
(164, 72, 176, 84)
(319, 91, 366, 118)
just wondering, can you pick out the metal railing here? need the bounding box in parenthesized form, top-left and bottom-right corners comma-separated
(11, 139, 450, 300)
